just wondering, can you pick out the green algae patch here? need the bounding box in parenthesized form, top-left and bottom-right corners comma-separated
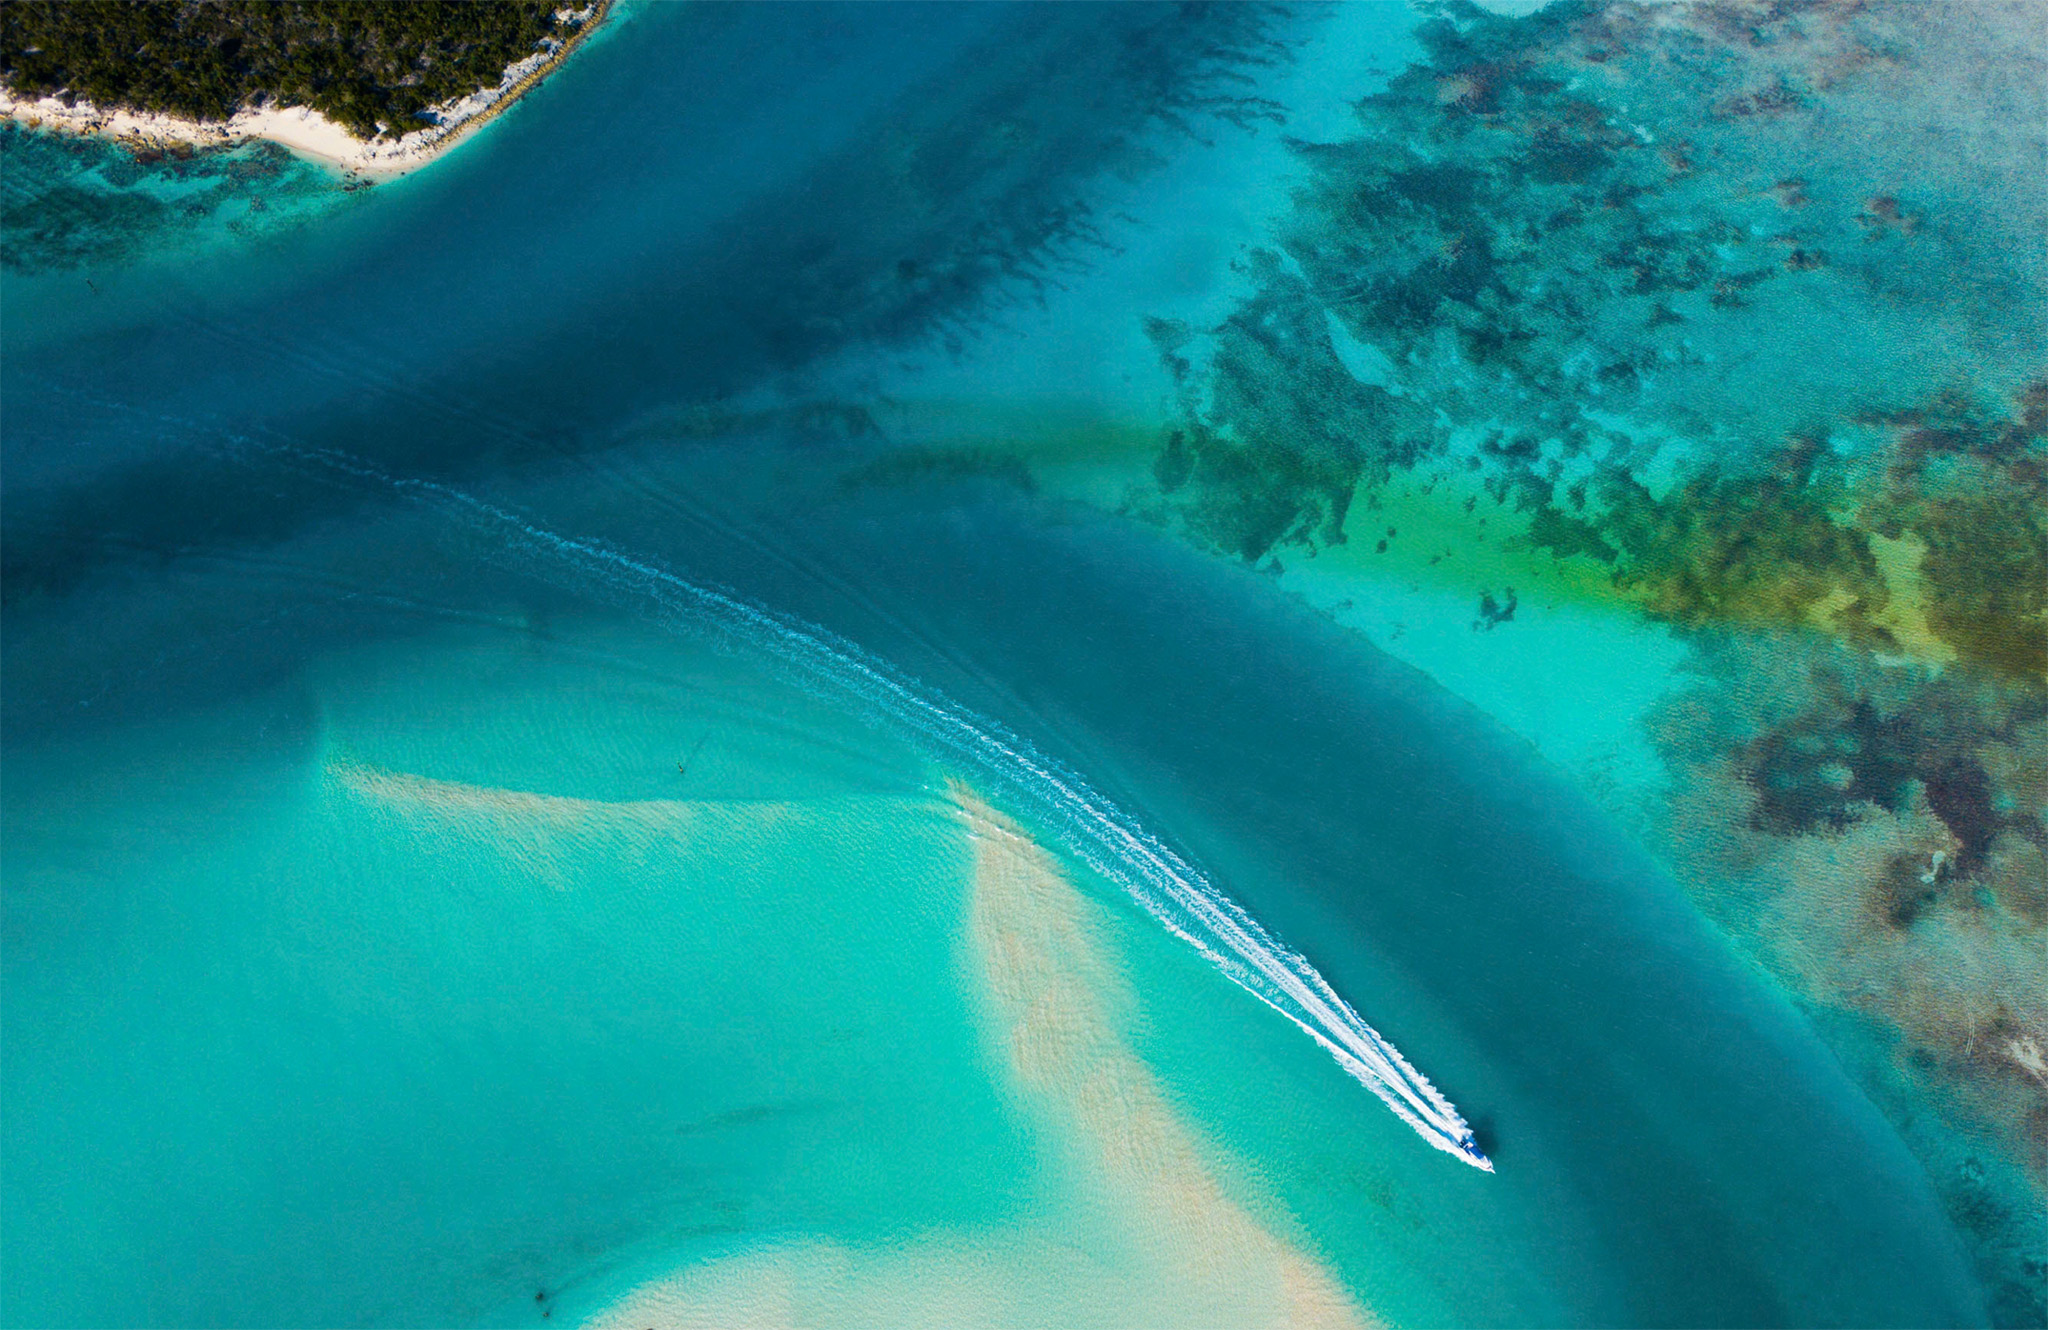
(1587, 464, 1889, 639)
(1913, 494, 2048, 683)
(1857, 385, 2048, 684)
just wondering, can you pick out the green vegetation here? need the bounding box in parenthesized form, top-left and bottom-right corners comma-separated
(1, 1, 579, 139)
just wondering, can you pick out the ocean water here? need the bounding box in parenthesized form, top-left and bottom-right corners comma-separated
(3, 3, 2026, 1326)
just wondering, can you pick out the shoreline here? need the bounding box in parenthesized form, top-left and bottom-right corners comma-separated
(0, 0, 610, 181)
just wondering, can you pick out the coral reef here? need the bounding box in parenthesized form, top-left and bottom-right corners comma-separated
(1653, 635, 2047, 1325)
(1134, 2, 2046, 1317)
(1, 121, 340, 272)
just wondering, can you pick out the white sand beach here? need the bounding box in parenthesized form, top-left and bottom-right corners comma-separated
(0, 2, 606, 179)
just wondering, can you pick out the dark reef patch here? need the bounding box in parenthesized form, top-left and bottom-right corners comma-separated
(1735, 673, 2041, 882)
(1473, 588, 1517, 631)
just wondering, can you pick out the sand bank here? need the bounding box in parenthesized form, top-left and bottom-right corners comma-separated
(954, 784, 1372, 1329)
(0, 1, 608, 180)
(583, 785, 1372, 1329)
(324, 755, 821, 894)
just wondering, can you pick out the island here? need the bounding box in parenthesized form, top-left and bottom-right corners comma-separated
(0, 0, 609, 177)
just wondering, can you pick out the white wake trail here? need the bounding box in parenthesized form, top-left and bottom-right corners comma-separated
(194, 424, 1493, 1170)
(421, 487, 1492, 1170)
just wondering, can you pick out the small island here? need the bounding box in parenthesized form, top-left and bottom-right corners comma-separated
(0, 0, 609, 177)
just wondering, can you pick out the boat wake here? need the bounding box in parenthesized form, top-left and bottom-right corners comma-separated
(438, 489, 1493, 1171)
(192, 419, 1493, 1170)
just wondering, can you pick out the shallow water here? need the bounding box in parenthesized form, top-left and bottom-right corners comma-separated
(3, 3, 2025, 1326)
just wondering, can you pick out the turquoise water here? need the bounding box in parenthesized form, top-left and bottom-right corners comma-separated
(2, 3, 2010, 1326)
(3, 629, 976, 1322)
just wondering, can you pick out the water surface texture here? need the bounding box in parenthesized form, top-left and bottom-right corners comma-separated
(4, 3, 2039, 1327)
